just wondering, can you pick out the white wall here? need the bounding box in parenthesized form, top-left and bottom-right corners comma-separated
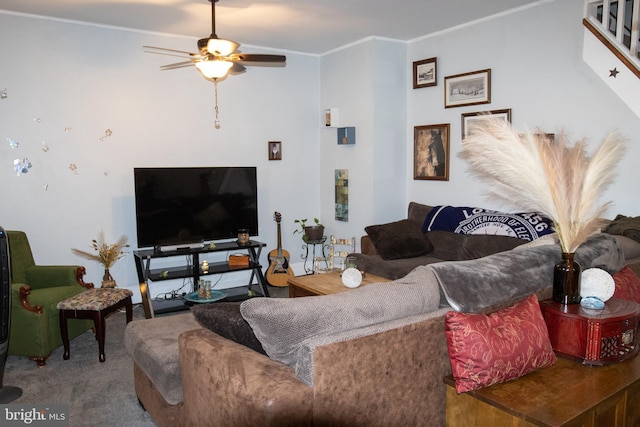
(407, 0, 640, 216)
(319, 38, 407, 247)
(0, 13, 320, 301)
(1, 0, 639, 304)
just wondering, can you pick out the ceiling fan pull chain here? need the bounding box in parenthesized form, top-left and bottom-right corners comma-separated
(214, 79, 221, 129)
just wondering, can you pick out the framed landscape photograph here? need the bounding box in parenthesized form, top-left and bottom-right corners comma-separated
(461, 108, 511, 140)
(414, 123, 450, 181)
(413, 57, 437, 89)
(444, 68, 491, 108)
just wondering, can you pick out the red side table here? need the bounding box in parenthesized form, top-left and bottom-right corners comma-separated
(539, 298, 640, 365)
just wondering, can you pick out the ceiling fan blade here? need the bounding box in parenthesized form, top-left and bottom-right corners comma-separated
(143, 45, 199, 56)
(228, 53, 286, 64)
(160, 61, 196, 70)
(145, 51, 204, 61)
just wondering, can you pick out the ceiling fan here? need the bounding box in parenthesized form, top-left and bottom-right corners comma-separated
(144, 0, 287, 128)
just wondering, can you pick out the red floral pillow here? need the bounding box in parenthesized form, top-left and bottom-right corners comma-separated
(445, 294, 556, 393)
(612, 266, 640, 304)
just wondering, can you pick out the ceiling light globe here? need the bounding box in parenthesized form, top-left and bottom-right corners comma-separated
(195, 60, 233, 79)
(206, 38, 238, 56)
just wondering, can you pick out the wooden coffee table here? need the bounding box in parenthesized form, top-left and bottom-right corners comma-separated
(287, 271, 391, 298)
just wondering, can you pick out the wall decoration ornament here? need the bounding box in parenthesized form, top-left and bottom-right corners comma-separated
(413, 57, 437, 88)
(414, 123, 450, 181)
(99, 129, 113, 142)
(13, 158, 32, 175)
(335, 169, 348, 221)
(444, 69, 491, 108)
(268, 141, 282, 160)
(461, 109, 511, 140)
(337, 127, 355, 145)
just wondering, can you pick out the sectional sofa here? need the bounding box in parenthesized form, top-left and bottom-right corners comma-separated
(125, 212, 632, 426)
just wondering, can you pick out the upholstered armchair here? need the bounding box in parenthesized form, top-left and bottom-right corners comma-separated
(7, 231, 94, 366)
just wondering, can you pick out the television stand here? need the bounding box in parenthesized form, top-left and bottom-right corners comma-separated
(133, 240, 269, 318)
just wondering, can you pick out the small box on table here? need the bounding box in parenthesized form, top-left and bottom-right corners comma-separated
(228, 253, 250, 267)
(539, 297, 640, 365)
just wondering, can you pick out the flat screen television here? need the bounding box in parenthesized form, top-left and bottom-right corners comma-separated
(133, 167, 258, 249)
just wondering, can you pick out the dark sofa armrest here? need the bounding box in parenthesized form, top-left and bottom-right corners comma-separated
(179, 328, 313, 427)
(360, 235, 378, 256)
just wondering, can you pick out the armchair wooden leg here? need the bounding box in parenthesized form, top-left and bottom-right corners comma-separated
(29, 355, 50, 368)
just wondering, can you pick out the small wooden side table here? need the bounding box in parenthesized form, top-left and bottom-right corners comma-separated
(58, 288, 133, 362)
(445, 354, 640, 426)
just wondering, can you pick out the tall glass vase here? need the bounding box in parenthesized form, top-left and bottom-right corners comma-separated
(552, 252, 581, 304)
(101, 268, 117, 288)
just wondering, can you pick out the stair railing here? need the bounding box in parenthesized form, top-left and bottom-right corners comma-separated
(584, 0, 640, 78)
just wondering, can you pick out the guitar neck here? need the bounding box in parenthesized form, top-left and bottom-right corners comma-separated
(276, 222, 283, 256)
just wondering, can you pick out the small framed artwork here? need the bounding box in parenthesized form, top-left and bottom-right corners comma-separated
(268, 141, 282, 160)
(444, 68, 491, 108)
(461, 108, 512, 139)
(414, 123, 450, 181)
(413, 57, 437, 89)
(337, 127, 356, 145)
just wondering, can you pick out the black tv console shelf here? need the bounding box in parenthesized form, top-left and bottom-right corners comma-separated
(133, 240, 269, 318)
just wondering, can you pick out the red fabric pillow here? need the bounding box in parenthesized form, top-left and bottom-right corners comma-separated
(613, 266, 640, 304)
(445, 294, 556, 393)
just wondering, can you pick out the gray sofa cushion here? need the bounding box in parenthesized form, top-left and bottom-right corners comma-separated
(432, 233, 625, 313)
(365, 219, 433, 260)
(427, 230, 524, 261)
(611, 234, 640, 265)
(350, 253, 443, 280)
(124, 312, 202, 405)
(240, 266, 441, 370)
(407, 202, 434, 224)
(605, 214, 640, 243)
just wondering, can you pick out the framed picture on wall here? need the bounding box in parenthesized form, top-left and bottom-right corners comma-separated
(461, 108, 512, 139)
(413, 57, 437, 88)
(268, 141, 282, 160)
(444, 69, 491, 108)
(414, 123, 450, 181)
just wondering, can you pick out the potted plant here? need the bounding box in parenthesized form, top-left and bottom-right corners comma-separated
(72, 231, 129, 288)
(293, 218, 325, 243)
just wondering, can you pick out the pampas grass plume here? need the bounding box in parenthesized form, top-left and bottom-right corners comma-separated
(460, 119, 626, 253)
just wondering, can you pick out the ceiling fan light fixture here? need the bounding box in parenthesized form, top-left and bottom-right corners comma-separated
(195, 60, 233, 79)
(206, 37, 239, 56)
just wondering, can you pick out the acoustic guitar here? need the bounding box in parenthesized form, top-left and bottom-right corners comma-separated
(266, 212, 294, 287)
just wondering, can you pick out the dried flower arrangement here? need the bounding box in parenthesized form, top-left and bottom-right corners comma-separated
(460, 118, 627, 254)
(72, 231, 129, 269)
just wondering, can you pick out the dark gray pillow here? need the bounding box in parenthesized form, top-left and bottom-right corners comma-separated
(426, 230, 524, 261)
(191, 302, 266, 354)
(365, 219, 433, 260)
(605, 214, 640, 244)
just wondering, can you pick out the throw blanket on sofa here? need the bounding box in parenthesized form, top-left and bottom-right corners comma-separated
(422, 205, 554, 241)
